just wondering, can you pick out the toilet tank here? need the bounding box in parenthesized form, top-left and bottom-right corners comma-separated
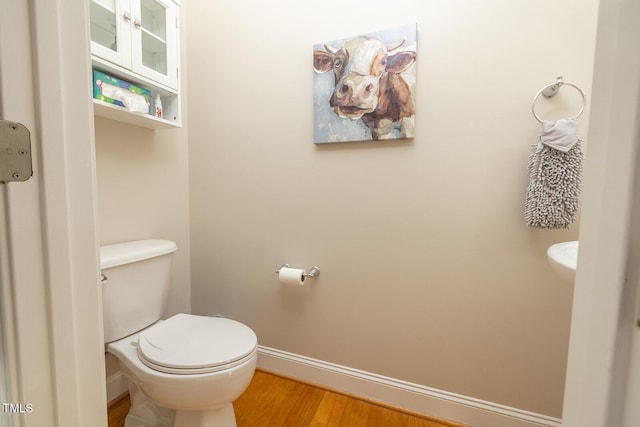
(100, 239, 177, 343)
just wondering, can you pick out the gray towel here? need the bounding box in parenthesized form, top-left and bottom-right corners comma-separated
(525, 118, 583, 229)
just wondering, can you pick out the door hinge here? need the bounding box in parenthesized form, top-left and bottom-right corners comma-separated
(0, 119, 33, 183)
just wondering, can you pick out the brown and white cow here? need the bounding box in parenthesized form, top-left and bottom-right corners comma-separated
(313, 36, 416, 140)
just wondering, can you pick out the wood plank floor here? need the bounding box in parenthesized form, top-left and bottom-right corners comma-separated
(107, 392, 130, 427)
(108, 370, 462, 427)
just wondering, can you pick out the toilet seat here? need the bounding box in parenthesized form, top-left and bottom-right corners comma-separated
(137, 313, 257, 375)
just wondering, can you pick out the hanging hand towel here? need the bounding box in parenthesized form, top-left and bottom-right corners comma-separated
(525, 118, 583, 229)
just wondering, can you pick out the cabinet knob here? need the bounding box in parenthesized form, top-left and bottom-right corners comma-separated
(123, 10, 131, 22)
(133, 18, 141, 28)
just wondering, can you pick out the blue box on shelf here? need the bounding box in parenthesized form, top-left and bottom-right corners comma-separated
(92, 70, 152, 115)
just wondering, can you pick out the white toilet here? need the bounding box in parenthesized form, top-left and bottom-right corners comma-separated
(101, 239, 257, 427)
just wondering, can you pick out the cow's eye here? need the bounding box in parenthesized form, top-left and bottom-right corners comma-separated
(381, 58, 387, 67)
(334, 58, 342, 68)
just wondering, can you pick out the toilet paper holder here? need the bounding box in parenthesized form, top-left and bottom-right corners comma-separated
(275, 264, 320, 278)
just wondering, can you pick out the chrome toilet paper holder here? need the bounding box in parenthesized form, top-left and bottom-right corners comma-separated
(275, 264, 320, 278)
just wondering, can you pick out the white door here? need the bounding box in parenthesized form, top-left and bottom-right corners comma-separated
(0, 0, 107, 426)
(0, 1, 56, 424)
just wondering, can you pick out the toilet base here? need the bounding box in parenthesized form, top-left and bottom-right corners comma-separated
(123, 379, 238, 427)
(124, 378, 175, 427)
(174, 404, 236, 427)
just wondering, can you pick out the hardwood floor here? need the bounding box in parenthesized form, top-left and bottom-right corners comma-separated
(107, 392, 130, 427)
(108, 370, 463, 427)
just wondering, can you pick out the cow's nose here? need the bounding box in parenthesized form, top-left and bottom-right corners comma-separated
(339, 83, 351, 95)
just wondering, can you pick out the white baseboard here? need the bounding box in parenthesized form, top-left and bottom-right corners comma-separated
(257, 345, 562, 427)
(106, 371, 128, 403)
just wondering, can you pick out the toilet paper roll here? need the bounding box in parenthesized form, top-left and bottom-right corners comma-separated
(278, 267, 306, 286)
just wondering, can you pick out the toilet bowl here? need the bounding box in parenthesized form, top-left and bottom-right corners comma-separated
(109, 314, 257, 427)
(100, 240, 257, 427)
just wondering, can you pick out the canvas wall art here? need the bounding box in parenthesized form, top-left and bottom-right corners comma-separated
(313, 23, 417, 144)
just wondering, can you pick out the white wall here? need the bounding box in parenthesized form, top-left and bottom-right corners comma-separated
(187, 0, 598, 418)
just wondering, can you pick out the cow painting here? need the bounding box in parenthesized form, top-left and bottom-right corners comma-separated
(313, 24, 416, 143)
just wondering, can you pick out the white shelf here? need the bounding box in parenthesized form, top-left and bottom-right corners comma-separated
(141, 27, 167, 47)
(91, 0, 115, 14)
(93, 99, 180, 129)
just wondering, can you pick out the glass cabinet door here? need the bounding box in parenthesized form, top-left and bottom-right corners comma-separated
(90, 0, 132, 68)
(131, 0, 178, 89)
(140, 0, 167, 75)
(90, 0, 116, 51)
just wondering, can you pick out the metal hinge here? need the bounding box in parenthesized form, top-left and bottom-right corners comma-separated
(0, 119, 32, 183)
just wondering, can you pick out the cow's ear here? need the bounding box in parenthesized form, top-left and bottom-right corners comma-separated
(386, 51, 416, 73)
(313, 51, 334, 73)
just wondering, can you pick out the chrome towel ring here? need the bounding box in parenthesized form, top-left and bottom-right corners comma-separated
(531, 76, 586, 123)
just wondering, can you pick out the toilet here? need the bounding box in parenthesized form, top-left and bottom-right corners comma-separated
(100, 239, 257, 427)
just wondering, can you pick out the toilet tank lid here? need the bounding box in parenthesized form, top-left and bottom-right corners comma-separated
(100, 239, 177, 269)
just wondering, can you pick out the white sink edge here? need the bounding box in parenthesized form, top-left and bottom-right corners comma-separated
(547, 241, 579, 283)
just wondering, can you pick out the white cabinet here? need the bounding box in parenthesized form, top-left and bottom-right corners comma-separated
(90, 0, 180, 128)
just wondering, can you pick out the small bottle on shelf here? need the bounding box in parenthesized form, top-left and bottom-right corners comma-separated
(154, 94, 163, 119)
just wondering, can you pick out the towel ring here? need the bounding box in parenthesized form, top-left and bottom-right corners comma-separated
(531, 76, 586, 124)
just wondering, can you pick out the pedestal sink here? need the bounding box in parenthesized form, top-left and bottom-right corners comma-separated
(547, 241, 578, 283)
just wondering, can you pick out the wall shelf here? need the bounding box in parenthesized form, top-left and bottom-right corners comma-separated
(93, 99, 180, 129)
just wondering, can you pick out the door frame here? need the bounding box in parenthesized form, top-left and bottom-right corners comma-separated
(0, 0, 106, 426)
(562, 0, 640, 426)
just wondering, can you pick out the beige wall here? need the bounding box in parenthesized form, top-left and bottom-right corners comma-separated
(94, 119, 191, 316)
(187, 0, 598, 418)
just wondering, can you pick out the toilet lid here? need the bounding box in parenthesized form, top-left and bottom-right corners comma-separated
(137, 313, 257, 374)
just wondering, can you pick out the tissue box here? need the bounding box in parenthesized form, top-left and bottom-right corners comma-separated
(93, 70, 151, 114)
